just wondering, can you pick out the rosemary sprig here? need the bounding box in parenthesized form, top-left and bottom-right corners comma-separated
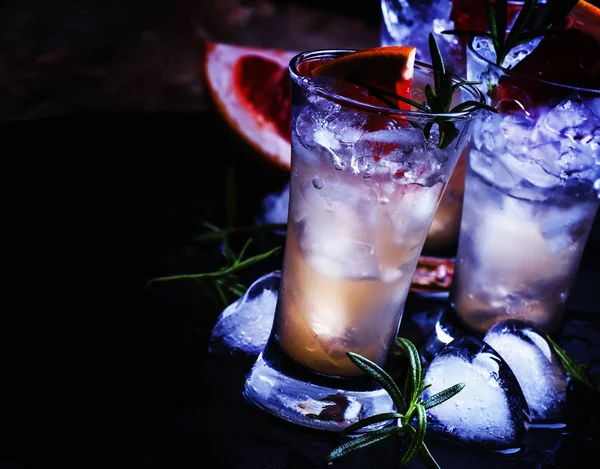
(546, 335, 600, 393)
(354, 34, 496, 150)
(146, 238, 281, 307)
(145, 166, 284, 308)
(442, 0, 579, 67)
(326, 338, 465, 468)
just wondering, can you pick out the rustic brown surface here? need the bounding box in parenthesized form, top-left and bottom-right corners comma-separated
(0, 0, 379, 123)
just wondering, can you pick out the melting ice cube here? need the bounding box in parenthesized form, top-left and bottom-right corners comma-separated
(208, 271, 280, 357)
(257, 182, 289, 226)
(423, 336, 530, 450)
(484, 320, 567, 422)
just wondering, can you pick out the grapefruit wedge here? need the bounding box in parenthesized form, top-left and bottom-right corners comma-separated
(204, 42, 297, 170)
(311, 46, 416, 111)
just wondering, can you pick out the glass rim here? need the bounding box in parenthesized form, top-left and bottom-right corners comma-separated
(467, 36, 600, 94)
(289, 48, 486, 121)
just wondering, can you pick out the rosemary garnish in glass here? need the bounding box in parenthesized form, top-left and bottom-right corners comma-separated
(353, 33, 496, 150)
(442, 0, 579, 67)
(326, 338, 465, 468)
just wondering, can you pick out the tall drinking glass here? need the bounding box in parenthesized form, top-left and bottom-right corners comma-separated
(450, 36, 600, 336)
(243, 48, 485, 431)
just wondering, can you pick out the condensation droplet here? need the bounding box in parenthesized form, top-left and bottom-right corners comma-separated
(312, 177, 324, 189)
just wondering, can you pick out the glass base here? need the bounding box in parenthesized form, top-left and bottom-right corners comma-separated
(243, 353, 396, 433)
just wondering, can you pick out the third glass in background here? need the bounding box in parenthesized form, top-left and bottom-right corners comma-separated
(450, 36, 600, 336)
(380, 0, 524, 75)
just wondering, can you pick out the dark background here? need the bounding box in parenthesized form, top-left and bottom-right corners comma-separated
(1, 1, 598, 468)
(0, 2, 380, 467)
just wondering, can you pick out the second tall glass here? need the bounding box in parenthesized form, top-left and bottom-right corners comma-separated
(450, 37, 600, 336)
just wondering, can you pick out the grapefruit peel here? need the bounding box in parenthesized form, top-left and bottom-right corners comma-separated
(312, 35, 492, 149)
(312, 45, 416, 111)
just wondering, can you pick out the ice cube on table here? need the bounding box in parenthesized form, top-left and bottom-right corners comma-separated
(484, 320, 567, 423)
(257, 182, 289, 227)
(208, 271, 280, 357)
(423, 336, 530, 450)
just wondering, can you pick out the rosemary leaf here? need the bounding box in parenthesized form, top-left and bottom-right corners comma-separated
(423, 121, 434, 140)
(429, 33, 445, 93)
(237, 238, 253, 261)
(452, 80, 483, 93)
(425, 84, 439, 109)
(495, 0, 508, 45)
(546, 335, 597, 391)
(401, 404, 427, 465)
(421, 383, 466, 409)
(487, 2, 499, 54)
(347, 352, 406, 412)
(405, 426, 441, 469)
(146, 245, 281, 285)
(227, 283, 247, 297)
(342, 412, 404, 435)
(326, 426, 401, 462)
(440, 29, 493, 38)
(350, 80, 431, 111)
(505, 0, 537, 50)
(397, 338, 422, 406)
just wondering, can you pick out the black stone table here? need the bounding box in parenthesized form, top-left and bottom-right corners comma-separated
(2, 111, 598, 469)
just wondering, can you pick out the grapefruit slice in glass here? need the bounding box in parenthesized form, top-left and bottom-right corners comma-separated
(311, 46, 417, 111)
(204, 42, 297, 170)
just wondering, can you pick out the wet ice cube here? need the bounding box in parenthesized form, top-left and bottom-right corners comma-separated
(308, 238, 379, 278)
(423, 336, 529, 450)
(501, 114, 534, 155)
(325, 109, 367, 145)
(484, 320, 567, 422)
(208, 271, 280, 357)
(543, 99, 597, 140)
(294, 107, 320, 150)
(557, 147, 596, 179)
(469, 149, 516, 190)
(586, 97, 600, 118)
(497, 152, 560, 188)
